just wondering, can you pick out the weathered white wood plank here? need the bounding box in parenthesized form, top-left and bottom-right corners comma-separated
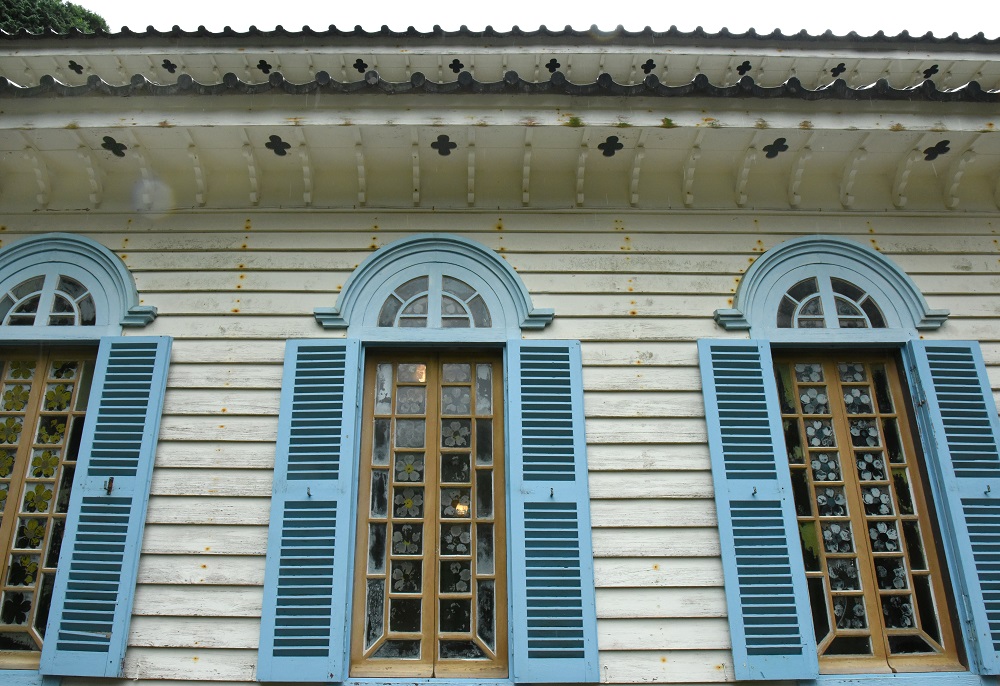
(584, 367, 702, 392)
(168, 364, 284, 389)
(137, 555, 264, 586)
(155, 441, 275, 469)
(582, 342, 700, 366)
(135, 270, 352, 292)
(151, 469, 273, 497)
(163, 389, 279, 416)
(596, 587, 727, 619)
(142, 525, 267, 556)
(170, 339, 287, 364)
(158, 416, 279, 443)
(144, 315, 725, 342)
(592, 528, 721, 558)
(36, 228, 1000, 255)
(133, 585, 262, 618)
(591, 499, 717, 528)
(586, 391, 705, 418)
(122, 647, 258, 682)
(587, 443, 711, 472)
(593, 558, 724, 588)
(598, 617, 731, 651)
(598, 650, 733, 683)
(130, 616, 259, 650)
(586, 418, 707, 444)
(146, 496, 270, 525)
(589, 472, 714, 500)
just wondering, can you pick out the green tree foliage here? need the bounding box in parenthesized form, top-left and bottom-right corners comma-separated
(0, 0, 110, 34)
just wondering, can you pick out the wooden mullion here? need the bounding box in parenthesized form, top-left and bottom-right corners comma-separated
(825, 358, 892, 667)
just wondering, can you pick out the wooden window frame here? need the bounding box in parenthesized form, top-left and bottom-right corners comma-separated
(774, 351, 963, 674)
(350, 349, 509, 678)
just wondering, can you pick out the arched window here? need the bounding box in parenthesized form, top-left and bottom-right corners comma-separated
(714, 235, 947, 341)
(314, 234, 553, 340)
(0, 233, 155, 340)
(700, 236, 1000, 681)
(260, 235, 598, 685)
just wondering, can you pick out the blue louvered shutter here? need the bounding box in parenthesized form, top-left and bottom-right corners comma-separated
(39, 336, 171, 677)
(697, 339, 817, 681)
(904, 341, 1000, 674)
(258, 340, 360, 682)
(507, 340, 598, 683)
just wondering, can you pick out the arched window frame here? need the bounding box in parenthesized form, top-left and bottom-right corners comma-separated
(314, 234, 553, 341)
(260, 235, 598, 685)
(0, 233, 156, 340)
(714, 236, 948, 343)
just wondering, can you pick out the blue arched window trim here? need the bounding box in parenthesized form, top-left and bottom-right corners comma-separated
(714, 235, 948, 343)
(313, 234, 553, 341)
(0, 233, 156, 340)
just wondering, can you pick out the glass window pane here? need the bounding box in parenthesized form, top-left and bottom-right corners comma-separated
(56, 276, 87, 300)
(11, 277, 44, 300)
(475, 419, 493, 466)
(77, 295, 96, 326)
(442, 276, 476, 300)
(476, 471, 493, 517)
(475, 365, 492, 415)
(476, 524, 494, 574)
(395, 277, 428, 301)
(468, 295, 491, 327)
(378, 295, 403, 327)
(375, 364, 392, 414)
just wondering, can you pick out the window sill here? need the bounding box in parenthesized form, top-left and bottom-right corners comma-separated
(0, 670, 58, 686)
(343, 679, 512, 686)
(806, 673, 992, 686)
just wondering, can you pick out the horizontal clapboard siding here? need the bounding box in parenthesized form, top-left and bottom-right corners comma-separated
(1, 214, 994, 684)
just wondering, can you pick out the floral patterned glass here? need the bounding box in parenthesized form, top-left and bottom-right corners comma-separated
(775, 276, 887, 329)
(377, 275, 492, 329)
(774, 355, 954, 667)
(353, 354, 505, 677)
(0, 352, 92, 651)
(0, 276, 96, 327)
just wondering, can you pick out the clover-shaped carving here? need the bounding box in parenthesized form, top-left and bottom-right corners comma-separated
(101, 136, 127, 158)
(641, 59, 656, 74)
(598, 136, 624, 157)
(831, 62, 846, 77)
(431, 135, 458, 157)
(162, 59, 178, 74)
(449, 59, 464, 74)
(264, 135, 291, 157)
(353, 58, 368, 73)
(68, 60, 84, 75)
(545, 58, 560, 73)
(763, 137, 789, 159)
(256, 59, 272, 74)
(923, 140, 950, 161)
(736, 60, 752, 76)
(922, 64, 939, 79)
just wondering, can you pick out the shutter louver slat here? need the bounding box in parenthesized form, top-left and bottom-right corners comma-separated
(698, 339, 817, 681)
(907, 341, 1000, 674)
(258, 340, 359, 682)
(40, 337, 171, 677)
(509, 340, 598, 683)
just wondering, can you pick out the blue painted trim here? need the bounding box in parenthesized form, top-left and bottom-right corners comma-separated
(0, 671, 61, 686)
(506, 340, 598, 683)
(40, 336, 171, 677)
(807, 674, 993, 686)
(0, 233, 155, 339)
(313, 234, 553, 333)
(698, 338, 818, 681)
(257, 340, 361, 683)
(903, 341, 1000, 675)
(716, 236, 948, 339)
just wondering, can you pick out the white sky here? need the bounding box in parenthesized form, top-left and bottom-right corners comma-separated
(80, 0, 997, 39)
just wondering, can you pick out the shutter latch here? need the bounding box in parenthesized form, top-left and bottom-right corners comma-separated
(104, 477, 114, 495)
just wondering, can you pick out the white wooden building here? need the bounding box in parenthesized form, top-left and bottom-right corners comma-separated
(0, 24, 999, 686)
